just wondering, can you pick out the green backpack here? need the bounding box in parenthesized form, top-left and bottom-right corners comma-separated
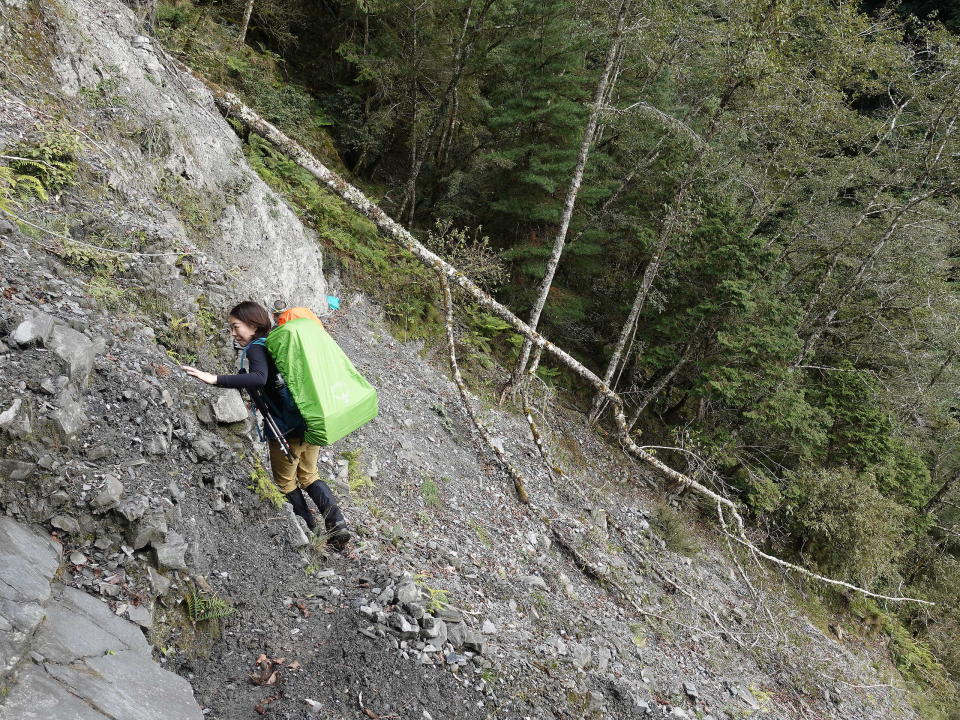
(266, 317, 378, 446)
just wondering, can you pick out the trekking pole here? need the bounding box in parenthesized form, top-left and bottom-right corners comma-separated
(252, 390, 296, 462)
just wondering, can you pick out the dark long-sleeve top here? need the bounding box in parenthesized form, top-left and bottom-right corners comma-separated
(213, 342, 282, 420)
(214, 342, 273, 390)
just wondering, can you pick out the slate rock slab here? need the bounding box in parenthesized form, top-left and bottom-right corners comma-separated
(10, 310, 55, 347)
(0, 517, 61, 675)
(47, 324, 97, 388)
(0, 519, 204, 720)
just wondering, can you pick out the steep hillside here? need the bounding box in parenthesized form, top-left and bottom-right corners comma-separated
(0, 1, 939, 719)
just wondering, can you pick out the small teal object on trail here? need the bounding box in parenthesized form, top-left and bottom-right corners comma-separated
(326, 295, 341, 311)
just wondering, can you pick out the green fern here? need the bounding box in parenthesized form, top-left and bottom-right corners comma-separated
(184, 590, 235, 622)
(8, 131, 81, 193)
(0, 164, 48, 215)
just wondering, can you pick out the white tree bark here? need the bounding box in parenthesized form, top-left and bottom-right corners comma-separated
(510, 0, 631, 384)
(237, 0, 254, 47)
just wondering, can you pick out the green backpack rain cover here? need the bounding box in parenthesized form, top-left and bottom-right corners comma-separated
(266, 317, 378, 446)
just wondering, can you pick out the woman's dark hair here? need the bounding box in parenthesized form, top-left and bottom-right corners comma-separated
(229, 301, 272, 338)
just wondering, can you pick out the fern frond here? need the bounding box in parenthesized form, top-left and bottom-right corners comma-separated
(184, 589, 235, 622)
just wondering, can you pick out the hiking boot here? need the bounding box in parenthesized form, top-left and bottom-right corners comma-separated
(326, 522, 351, 551)
(303, 480, 350, 550)
(285, 490, 317, 531)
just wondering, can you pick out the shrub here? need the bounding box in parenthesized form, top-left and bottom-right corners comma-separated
(652, 504, 700, 557)
(781, 465, 909, 586)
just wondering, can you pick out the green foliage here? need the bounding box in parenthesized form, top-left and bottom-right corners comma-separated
(781, 466, 910, 586)
(244, 132, 445, 341)
(166, 0, 960, 703)
(414, 574, 450, 613)
(156, 2, 337, 162)
(57, 229, 134, 277)
(3, 130, 81, 211)
(154, 295, 220, 365)
(0, 164, 47, 213)
(340, 448, 372, 495)
(423, 219, 506, 291)
(156, 169, 221, 239)
(866, 599, 959, 720)
(822, 366, 894, 467)
(86, 276, 126, 310)
(651, 504, 700, 557)
(421, 476, 440, 507)
(470, 519, 492, 547)
(183, 587, 235, 623)
(457, 305, 516, 367)
(729, 465, 782, 515)
(79, 76, 129, 110)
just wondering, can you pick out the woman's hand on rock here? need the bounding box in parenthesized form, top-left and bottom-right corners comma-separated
(181, 366, 217, 385)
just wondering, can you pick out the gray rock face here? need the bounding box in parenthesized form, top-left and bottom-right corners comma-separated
(212, 392, 248, 424)
(0, 517, 61, 675)
(0, 459, 36, 481)
(192, 438, 216, 460)
(50, 515, 80, 534)
(153, 531, 189, 571)
(446, 621, 484, 654)
(33, 586, 151, 663)
(0, 398, 32, 437)
(52, 388, 88, 439)
(92, 476, 124, 511)
(147, 567, 171, 597)
(395, 579, 420, 605)
(118, 495, 150, 523)
(1, 518, 202, 720)
(31, 0, 328, 313)
(130, 511, 168, 550)
(571, 643, 592, 670)
(145, 435, 169, 455)
(282, 503, 311, 548)
(420, 617, 448, 647)
(10, 310, 55, 347)
(126, 603, 153, 630)
(47, 324, 97, 387)
(521, 574, 549, 591)
(388, 613, 420, 640)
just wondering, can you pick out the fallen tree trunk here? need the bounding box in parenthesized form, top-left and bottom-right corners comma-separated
(193, 76, 931, 606)
(202, 85, 739, 511)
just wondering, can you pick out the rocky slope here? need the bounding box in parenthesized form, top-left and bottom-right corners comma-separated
(0, 0, 925, 719)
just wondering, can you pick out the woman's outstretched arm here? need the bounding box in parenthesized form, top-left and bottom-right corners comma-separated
(182, 343, 269, 388)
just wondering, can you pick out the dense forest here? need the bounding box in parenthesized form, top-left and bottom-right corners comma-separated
(152, 0, 960, 714)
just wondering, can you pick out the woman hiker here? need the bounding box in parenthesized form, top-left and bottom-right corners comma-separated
(181, 300, 351, 550)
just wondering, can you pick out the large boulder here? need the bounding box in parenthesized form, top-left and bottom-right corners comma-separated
(211, 392, 248, 424)
(9, 310, 55, 348)
(0, 519, 204, 720)
(47, 325, 97, 388)
(0, 517, 61, 676)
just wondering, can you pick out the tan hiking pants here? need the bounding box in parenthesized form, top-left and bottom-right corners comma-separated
(268, 437, 321, 494)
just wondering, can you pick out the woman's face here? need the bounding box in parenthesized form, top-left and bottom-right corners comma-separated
(228, 316, 257, 346)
